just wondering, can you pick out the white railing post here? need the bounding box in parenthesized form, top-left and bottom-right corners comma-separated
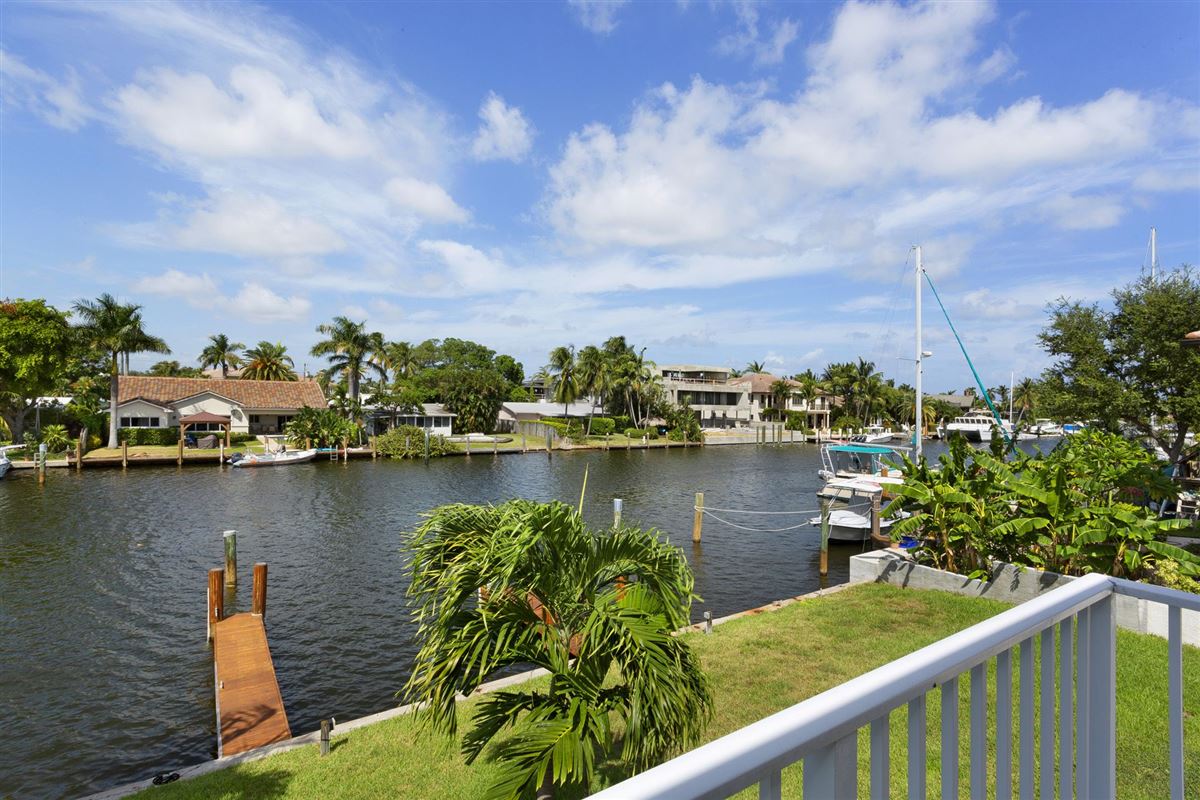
(941, 677, 959, 800)
(969, 664, 986, 800)
(1058, 616, 1074, 800)
(758, 769, 781, 800)
(908, 694, 927, 800)
(870, 715, 890, 800)
(996, 649, 1013, 800)
(1086, 594, 1116, 798)
(1076, 607, 1091, 799)
(1018, 637, 1035, 800)
(1169, 606, 1184, 800)
(803, 734, 856, 800)
(1039, 627, 1055, 800)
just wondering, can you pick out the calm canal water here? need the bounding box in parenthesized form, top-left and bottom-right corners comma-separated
(1, 440, 1031, 798)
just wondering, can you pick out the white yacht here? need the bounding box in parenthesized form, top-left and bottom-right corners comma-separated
(944, 410, 1012, 443)
(1032, 419, 1063, 437)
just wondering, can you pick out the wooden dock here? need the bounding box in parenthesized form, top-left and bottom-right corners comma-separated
(208, 562, 291, 757)
(213, 613, 291, 756)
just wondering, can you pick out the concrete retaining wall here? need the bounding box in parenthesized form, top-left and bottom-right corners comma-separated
(849, 550, 1200, 646)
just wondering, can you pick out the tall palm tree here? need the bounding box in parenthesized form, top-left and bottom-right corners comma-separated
(744, 360, 766, 374)
(198, 333, 244, 379)
(769, 378, 793, 415)
(242, 341, 298, 381)
(382, 340, 419, 383)
(548, 345, 579, 419)
(72, 293, 171, 449)
(1013, 377, 1037, 423)
(405, 500, 712, 800)
(311, 317, 386, 403)
(575, 345, 607, 434)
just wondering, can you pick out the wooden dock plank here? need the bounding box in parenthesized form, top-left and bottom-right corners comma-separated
(213, 613, 291, 756)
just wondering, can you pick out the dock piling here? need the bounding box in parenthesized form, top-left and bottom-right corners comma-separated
(320, 719, 332, 757)
(613, 498, 623, 527)
(207, 567, 225, 641)
(819, 499, 831, 576)
(122, 441, 128, 469)
(692, 492, 704, 543)
(223, 531, 237, 587)
(76, 436, 83, 471)
(424, 429, 430, 464)
(704, 610, 713, 634)
(252, 562, 268, 618)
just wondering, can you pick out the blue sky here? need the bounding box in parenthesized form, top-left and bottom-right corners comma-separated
(2, 0, 1198, 391)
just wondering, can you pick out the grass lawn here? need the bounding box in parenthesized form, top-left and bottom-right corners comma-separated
(83, 443, 263, 459)
(130, 584, 1200, 799)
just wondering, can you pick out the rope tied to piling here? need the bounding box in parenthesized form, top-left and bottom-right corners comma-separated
(694, 502, 872, 533)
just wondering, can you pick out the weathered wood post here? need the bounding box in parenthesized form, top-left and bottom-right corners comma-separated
(546, 429, 552, 461)
(466, 437, 471, 457)
(37, 448, 46, 486)
(371, 435, 377, 459)
(493, 438, 498, 455)
(223, 530, 237, 587)
(871, 494, 882, 546)
(819, 498, 831, 576)
(606, 432, 611, 450)
(207, 567, 225, 641)
(613, 498, 623, 528)
(76, 436, 83, 471)
(521, 432, 527, 453)
(423, 429, 430, 464)
(692, 492, 704, 543)
(252, 563, 268, 618)
(320, 719, 332, 757)
(704, 610, 713, 634)
(178, 427, 184, 466)
(342, 437, 349, 463)
(122, 440, 128, 469)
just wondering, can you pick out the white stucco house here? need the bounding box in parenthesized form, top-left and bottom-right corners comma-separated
(364, 403, 456, 437)
(114, 376, 327, 435)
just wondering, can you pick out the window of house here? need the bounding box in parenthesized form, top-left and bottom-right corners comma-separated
(249, 415, 260, 424)
(120, 416, 161, 428)
(188, 423, 224, 432)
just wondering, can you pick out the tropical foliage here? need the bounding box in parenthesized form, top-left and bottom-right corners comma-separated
(241, 341, 298, 381)
(0, 299, 74, 441)
(311, 316, 385, 403)
(198, 334, 244, 378)
(38, 423, 71, 453)
(145, 360, 206, 378)
(285, 406, 357, 447)
(888, 431, 1198, 586)
(404, 500, 712, 800)
(375, 425, 454, 459)
(73, 293, 171, 448)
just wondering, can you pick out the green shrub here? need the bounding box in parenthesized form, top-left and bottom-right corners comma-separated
(589, 417, 615, 436)
(831, 415, 863, 431)
(120, 427, 180, 446)
(539, 418, 570, 434)
(376, 425, 454, 459)
(761, 407, 781, 421)
(229, 432, 256, 445)
(625, 427, 659, 440)
(39, 424, 72, 453)
(784, 410, 808, 431)
(609, 415, 632, 431)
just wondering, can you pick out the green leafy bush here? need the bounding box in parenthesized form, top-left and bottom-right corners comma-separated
(761, 407, 781, 421)
(609, 415, 632, 431)
(888, 431, 1199, 586)
(625, 427, 658, 440)
(588, 417, 615, 436)
(229, 432, 256, 445)
(39, 424, 72, 453)
(784, 410, 807, 431)
(120, 427, 180, 446)
(831, 415, 863, 431)
(376, 425, 454, 459)
(286, 406, 359, 448)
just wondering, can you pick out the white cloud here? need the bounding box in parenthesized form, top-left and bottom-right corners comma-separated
(0, 50, 92, 130)
(385, 177, 469, 224)
(133, 269, 220, 307)
(112, 66, 376, 160)
(567, 0, 630, 35)
(172, 192, 344, 257)
(1132, 166, 1200, 193)
(471, 93, 535, 162)
(716, 2, 799, 66)
(228, 282, 312, 321)
(1039, 193, 1125, 231)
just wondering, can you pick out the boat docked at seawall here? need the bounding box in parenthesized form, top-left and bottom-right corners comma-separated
(808, 508, 904, 544)
(230, 448, 318, 468)
(944, 410, 1013, 443)
(1032, 419, 1063, 437)
(848, 425, 896, 444)
(0, 444, 22, 479)
(817, 443, 908, 484)
(809, 477, 909, 543)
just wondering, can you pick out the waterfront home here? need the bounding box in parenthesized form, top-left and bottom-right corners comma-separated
(927, 392, 975, 413)
(114, 376, 326, 435)
(729, 372, 833, 429)
(365, 403, 456, 437)
(656, 366, 834, 429)
(497, 400, 602, 431)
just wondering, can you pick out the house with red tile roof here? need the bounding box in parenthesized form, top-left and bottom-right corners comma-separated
(114, 376, 327, 435)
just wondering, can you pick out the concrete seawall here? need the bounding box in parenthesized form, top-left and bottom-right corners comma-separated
(850, 550, 1200, 646)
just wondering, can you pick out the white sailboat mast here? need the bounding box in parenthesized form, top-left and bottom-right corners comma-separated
(915, 245, 924, 459)
(1010, 370, 1014, 423)
(1151, 226, 1158, 281)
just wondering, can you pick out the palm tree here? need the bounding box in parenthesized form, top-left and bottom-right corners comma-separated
(72, 293, 171, 449)
(241, 341, 298, 381)
(548, 345, 579, 419)
(575, 345, 607, 434)
(744, 360, 766, 374)
(198, 334, 244, 378)
(311, 317, 386, 403)
(769, 378, 793, 416)
(405, 500, 712, 800)
(383, 340, 419, 383)
(1013, 377, 1037, 423)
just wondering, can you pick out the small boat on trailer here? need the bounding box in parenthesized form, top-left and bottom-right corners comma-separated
(230, 448, 318, 468)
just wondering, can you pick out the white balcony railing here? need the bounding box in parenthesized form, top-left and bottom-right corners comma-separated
(588, 573, 1195, 800)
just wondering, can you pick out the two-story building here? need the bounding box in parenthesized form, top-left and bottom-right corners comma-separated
(656, 366, 833, 430)
(729, 373, 833, 429)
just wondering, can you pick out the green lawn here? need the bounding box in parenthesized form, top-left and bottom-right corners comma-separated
(83, 443, 263, 459)
(130, 584, 1200, 799)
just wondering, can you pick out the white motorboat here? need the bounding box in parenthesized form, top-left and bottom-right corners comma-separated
(808, 508, 905, 544)
(849, 425, 896, 444)
(944, 410, 1013, 442)
(230, 448, 318, 468)
(818, 443, 907, 483)
(0, 455, 10, 480)
(1032, 419, 1063, 437)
